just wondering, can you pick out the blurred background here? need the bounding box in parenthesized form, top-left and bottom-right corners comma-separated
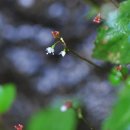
(0, 0, 121, 130)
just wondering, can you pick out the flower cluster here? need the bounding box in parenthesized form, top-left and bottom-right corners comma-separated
(51, 31, 60, 39)
(115, 65, 122, 71)
(46, 31, 67, 57)
(60, 101, 73, 112)
(60, 101, 83, 119)
(46, 46, 54, 55)
(93, 13, 102, 24)
(14, 124, 23, 130)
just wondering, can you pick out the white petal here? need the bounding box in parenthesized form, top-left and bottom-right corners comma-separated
(46, 47, 54, 54)
(60, 105, 67, 112)
(59, 51, 66, 57)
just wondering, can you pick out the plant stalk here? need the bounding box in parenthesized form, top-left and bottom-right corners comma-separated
(59, 38, 103, 71)
(110, 0, 119, 8)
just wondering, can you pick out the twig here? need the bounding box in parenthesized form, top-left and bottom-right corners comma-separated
(67, 47, 103, 70)
(59, 37, 103, 71)
(82, 118, 94, 130)
(110, 0, 119, 8)
(76, 108, 95, 130)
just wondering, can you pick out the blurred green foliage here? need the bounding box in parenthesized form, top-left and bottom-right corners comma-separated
(125, 76, 130, 88)
(108, 68, 122, 86)
(0, 83, 16, 114)
(91, 0, 130, 129)
(27, 108, 77, 130)
(93, 0, 130, 64)
(108, 66, 128, 86)
(102, 82, 130, 130)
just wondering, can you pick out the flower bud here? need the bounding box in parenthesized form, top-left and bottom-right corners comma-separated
(59, 49, 66, 57)
(14, 124, 23, 130)
(115, 65, 122, 71)
(93, 13, 101, 24)
(46, 46, 55, 55)
(51, 31, 60, 39)
(60, 101, 73, 112)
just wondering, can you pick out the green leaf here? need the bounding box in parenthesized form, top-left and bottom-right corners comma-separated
(108, 68, 122, 86)
(93, 0, 130, 64)
(0, 83, 16, 113)
(102, 85, 130, 130)
(27, 108, 77, 130)
(125, 76, 130, 88)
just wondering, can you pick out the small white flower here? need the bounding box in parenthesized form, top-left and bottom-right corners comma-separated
(60, 105, 67, 112)
(59, 50, 66, 57)
(46, 47, 54, 55)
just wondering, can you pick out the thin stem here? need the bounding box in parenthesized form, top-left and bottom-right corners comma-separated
(68, 47, 103, 70)
(82, 118, 94, 130)
(52, 40, 60, 48)
(76, 108, 95, 130)
(58, 37, 103, 70)
(110, 0, 119, 8)
(0, 116, 4, 129)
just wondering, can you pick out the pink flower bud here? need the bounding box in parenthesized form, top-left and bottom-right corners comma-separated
(60, 101, 73, 112)
(115, 65, 122, 71)
(51, 31, 60, 39)
(14, 124, 23, 130)
(93, 13, 101, 24)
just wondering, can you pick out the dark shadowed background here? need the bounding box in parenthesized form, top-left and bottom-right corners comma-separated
(0, 0, 119, 130)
